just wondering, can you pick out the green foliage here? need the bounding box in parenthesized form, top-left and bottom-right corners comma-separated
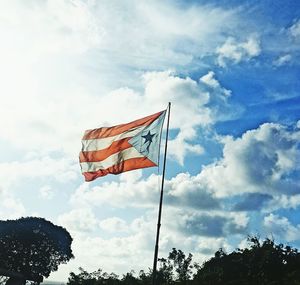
(168, 248, 193, 283)
(67, 268, 121, 285)
(157, 248, 193, 284)
(66, 238, 300, 285)
(194, 236, 300, 285)
(67, 248, 194, 285)
(0, 217, 74, 281)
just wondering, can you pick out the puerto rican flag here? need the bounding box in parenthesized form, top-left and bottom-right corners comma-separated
(79, 110, 166, 182)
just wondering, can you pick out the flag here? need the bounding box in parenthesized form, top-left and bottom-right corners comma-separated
(79, 110, 166, 181)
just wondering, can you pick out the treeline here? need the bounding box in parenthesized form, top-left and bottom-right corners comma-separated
(67, 237, 300, 285)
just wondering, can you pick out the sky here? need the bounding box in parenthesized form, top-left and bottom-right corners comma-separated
(0, 0, 300, 282)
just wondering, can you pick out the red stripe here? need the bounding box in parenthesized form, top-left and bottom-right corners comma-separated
(82, 157, 156, 181)
(79, 138, 132, 162)
(82, 111, 163, 140)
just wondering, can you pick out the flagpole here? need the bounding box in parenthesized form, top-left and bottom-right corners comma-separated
(152, 102, 171, 285)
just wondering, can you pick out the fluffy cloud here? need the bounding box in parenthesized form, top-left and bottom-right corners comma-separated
(199, 71, 237, 122)
(99, 217, 129, 234)
(216, 35, 261, 67)
(71, 121, 300, 212)
(200, 71, 231, 97)
(289, 20, 300, 39)
(166, 210, 248, 238)
(232, 193, 273, 211)
(266, 194, 300, 211)
(0, 156, 78, 189)
(263, 214, 300, 242)
(0, 0, 240, 166)
(70, 171, 219, 211)
(200, 122, 300, 197)
(273, 54, 292, 67)
(0, 186, 25, 219)
(54, 120, 300, 280)
(0, 68, 231, 165)
(49, 230, 156, 280)
(1, 2, 299, 282)
(52, 207, 240, 279)
(58, 208, 98, 233)
(0, 156, 77, 220)
(39, 185, 55, 200)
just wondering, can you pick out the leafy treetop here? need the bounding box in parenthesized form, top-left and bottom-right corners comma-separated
(0, 217, 74, 281)
(66, 237, 300, 285)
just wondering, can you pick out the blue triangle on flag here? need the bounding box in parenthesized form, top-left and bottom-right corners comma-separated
(129, 111, 166, 165)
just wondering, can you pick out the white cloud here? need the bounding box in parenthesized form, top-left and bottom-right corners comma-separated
(0, 186, 25, 219)
(51, 211, 158, 279)
(49, 231, 155, 280)
(241, 36, 261, 56)
(263, 214, 300, 242)
(0, 0, 240, 166)
(0, 157, 78, 189)
(0, 67, 232, 166)
(200, 71, 221, 89)
(266, 194, 300, 211)
(164, 209, 248, 238)
(289, 20, 300, 39)
(200, 71, 231, 96)
(71, 121, 300, 212)
(0, 1, 101, 56)
(58, 208, 98, 234)
(39, 185, 55, 200)
(70, 171, 219, 211)
(199, 122, 300, 197)
(216, 35, 261, 67)
(1, 2, 299, 283)
(53, 116, 300, 280)
(99, 217, 129, 233)
(51, 207, 240, 280)
(273, 54, 292, 67)
(168, 128, 205, 165)
(71, 175, 158, 209)
(142, 70, 221, 164)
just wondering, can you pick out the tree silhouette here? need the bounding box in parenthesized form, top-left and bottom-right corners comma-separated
(157, 257, 173, 284)
(67, 248, 194, 285)
(66, 239, 300, 285)
(0, 217, 74, 282)
(194, 236, 300, 285)
(157, 248, 193, 284)
(68, 267, 122, 285)
(168, 248, 193, 283)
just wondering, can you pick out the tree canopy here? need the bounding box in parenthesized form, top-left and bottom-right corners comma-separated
(66, 237, 300, 285)
(194, 236, 300, 285)
(66, 247, 194, 285)
(0, 217, 74, 281)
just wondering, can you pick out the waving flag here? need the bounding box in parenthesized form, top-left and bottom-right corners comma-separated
(79, 110, 166, 181)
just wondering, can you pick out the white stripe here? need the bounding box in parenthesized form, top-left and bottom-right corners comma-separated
(80, 147, 144, 173)
(82, 126, 145, 152)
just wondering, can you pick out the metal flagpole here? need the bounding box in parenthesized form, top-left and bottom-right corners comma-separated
(152, 102, 171, 285)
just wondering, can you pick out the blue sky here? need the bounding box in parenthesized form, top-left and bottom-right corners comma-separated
(0, 0, 300, 282)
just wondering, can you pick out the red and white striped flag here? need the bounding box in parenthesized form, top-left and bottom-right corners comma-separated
(79, 110, 166, 182)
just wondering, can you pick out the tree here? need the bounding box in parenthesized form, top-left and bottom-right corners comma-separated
(67, 248, 194, 285)
(168, 248, 193, 284)
(121, 270, 139, 285)
(68, 268, 121, 285)
(194, 236, 300, 285)
(138, 269, 152, 285)
(157, 257, 173, 284)
(0, 217, 74, 282)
